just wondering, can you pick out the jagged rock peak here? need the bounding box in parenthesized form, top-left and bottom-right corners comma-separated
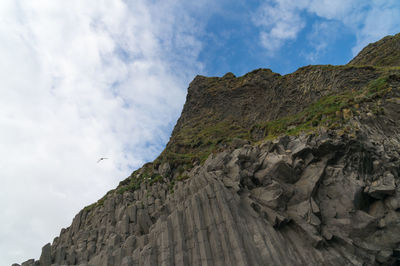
(348, 32, 400, 67)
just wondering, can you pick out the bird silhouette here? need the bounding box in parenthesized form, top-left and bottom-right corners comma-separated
(97, 157, 108, 163)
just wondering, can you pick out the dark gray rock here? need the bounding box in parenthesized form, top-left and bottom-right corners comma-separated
(39, 243, 51, 266)
(21, 260, 34, 266)
(269, 160, 298, 183)
(158, 163, 171, 178)
(26, 127, 400, 265)
(365, 172, 396, 199)
(18, 36, 400, 265)
(121, 256, 133, 266)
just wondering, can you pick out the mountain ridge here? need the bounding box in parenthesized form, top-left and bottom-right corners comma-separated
(17, 33, 400, 266)
(349, 33, 400, 67)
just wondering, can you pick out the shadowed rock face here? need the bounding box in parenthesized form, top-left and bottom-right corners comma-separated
(18, 34, 400, 266)
(160, 65, 384, 170)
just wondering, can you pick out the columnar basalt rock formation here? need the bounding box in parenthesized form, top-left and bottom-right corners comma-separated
(17, 33, 400, 266)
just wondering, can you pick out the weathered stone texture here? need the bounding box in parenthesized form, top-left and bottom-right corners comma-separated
(17, 33, 400, 266)
(22, 123, 400, 265)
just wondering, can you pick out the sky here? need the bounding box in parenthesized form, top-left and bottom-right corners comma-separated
(0, 0, 399, 265)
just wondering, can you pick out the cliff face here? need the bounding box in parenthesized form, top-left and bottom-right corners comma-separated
(18, 35, 400, 266)
(348, 33, 400, 67)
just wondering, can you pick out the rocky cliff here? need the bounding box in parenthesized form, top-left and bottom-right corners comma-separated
(348, 33, 400, 67)
(17, 33, 400, 266)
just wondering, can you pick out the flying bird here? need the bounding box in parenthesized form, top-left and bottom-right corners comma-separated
(97, 157, 108, 163)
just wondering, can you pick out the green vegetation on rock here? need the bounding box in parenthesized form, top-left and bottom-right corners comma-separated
(252, 76, 391, 140)
(94, 63, 399, 201)
(116, 166, 162, 195)
(158, 120, 249, 168)
(348, 33, 400, 67)
(83, 189, 114, 212)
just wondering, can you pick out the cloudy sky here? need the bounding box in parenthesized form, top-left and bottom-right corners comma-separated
(1, 0, 399, 264)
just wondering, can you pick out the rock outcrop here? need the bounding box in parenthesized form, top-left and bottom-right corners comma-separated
(17, 34, 400, 265)
(348, 33, 400, 67)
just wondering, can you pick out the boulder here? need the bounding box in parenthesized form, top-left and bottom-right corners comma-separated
(365, 173, 396, 199)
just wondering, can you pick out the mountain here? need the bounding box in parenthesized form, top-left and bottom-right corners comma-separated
(17, 33, 400, 266)
(348, 33, 400, 67)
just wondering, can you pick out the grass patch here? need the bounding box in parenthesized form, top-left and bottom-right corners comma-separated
(168, 180, 175, 193)
(116, 165, 164, 194)
(158, 120, 249, 169)
(83, 189, 114, 212)
(113, 74, 392, 194)
(158, 75, 391, 177)
(177, 174, 190, 181)
(251, 76, 390, 139)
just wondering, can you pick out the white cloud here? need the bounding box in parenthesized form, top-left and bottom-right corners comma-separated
(1, 0, 398, 264)
(304, 21, 340, 62)
(253, 0, 307, 54)
(254, 0, 400, 58)
(0, 0, 207, 264)
(307, 0, 365, 20)
(352, 0, 400, 55)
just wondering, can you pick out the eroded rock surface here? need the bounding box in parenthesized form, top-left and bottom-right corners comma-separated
(17, 34, 400, 266)
(19, 121, 400, 265)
